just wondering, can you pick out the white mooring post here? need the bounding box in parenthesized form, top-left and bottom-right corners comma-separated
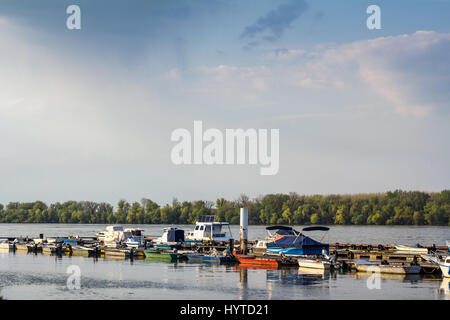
(240, 208, 248, 254)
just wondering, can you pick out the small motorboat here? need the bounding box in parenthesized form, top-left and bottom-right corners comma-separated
(125, 238, 140, 248)
(422, 254, 450, 278)
(185, 253, 221, 263)
(297, 258, 332, 270)
(185, 248, 233, 263)
(354, 260, 421, 274)
(0, 240, 14, 250)
(154, 227, 185, 245)
(15, 243, 31, 251)
(235, 254, 281, 267)
(42, 244, 64, 254)
(144, 249, 180, 261)
(395, 244, 428, 254)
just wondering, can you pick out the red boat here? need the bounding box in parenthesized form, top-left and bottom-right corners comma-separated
(235, 254, 281, 267)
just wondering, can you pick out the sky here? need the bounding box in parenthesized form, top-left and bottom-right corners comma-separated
(0, 0, 449, 205)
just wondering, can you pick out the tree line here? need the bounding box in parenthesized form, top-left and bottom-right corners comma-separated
(0, 190, 449, 226)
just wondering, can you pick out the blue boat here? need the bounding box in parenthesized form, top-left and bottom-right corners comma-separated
(185, 253, 221, 263)
(266, 226, 329, 257)
(63, 239, 80, 245)
(185, 252, 233, 263)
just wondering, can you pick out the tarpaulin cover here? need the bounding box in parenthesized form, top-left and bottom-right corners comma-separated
(167, 229, 185, 242)
(267, 234, 328, 250)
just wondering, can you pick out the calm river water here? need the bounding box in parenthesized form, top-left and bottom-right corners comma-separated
(0, 224, 448, 300)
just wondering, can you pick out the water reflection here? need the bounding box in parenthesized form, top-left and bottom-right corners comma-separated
(354, 272, 422, 283)
(439, 278, 450, 297)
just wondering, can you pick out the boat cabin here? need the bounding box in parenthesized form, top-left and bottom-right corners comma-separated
(186, 216, 232, 242)
(155, 227, 185, 244)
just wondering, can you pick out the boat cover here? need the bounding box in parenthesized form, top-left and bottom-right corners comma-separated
(167, 229, 185, 242)
(266, 234, 328, 255)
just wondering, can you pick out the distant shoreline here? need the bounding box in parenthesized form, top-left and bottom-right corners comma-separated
(0, 190, 448, 226)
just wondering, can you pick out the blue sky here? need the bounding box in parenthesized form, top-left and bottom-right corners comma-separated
(0, 0, 449, 205)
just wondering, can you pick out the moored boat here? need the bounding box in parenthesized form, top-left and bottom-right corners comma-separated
(154, 227, 185, 245)
(297, 258, 331, 270)
(422, 254, 450, 278)
(235, 254, 281, 267)
(185, 253, 221, 263)
(15, 243, 31, 251)
(144, 249, 180, 261)
(103, 247, 131, 258)
(185, 216, 233, 243)
(354, 260, 421, 274)
(42, 244, 63, 255)
(0, 240, 14, 250)
(395, 244, 428, 254)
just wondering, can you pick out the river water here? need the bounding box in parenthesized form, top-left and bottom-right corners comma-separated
(0, 224, 448, 300)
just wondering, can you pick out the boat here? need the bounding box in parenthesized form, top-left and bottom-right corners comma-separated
(252, 226, 300, 256)
(104, 240, 120, 248)
(64, 238, 81, 246)
(154, 227, 185, 245)
(354, 260, 421, 274)
(235, 254, 281, 267)
(42, 244, 63, 254)
(103, 248, 131, 258)
(185, 253, 221, 263)
(421, 254, 450, 278)
(185, 216, 233, 242)
(98, 225, 129, 243)
(144, 249, 180, 261)
(125, 238, 140, 248)
(69, 245, 98, 256)
(124, 228, 144, 246)
(395, 244, 428, 254)
(15, 243, 31, 251)
(33, 238, 44, 244)
(297, 258, 332, 270)
(265, 226, 330, 257)
(0, 240, 14, 250)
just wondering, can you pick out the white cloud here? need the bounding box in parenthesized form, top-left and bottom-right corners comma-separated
(195, 31, 450, 117)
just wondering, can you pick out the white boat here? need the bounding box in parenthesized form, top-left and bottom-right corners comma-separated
(98, 226, 130, 243)
(354, 260, 421, 274)
(33, 238, 44, 244)
(185, 216, 233, 242)
(125, 238, 139, 248)
(253, 226, 300, 255)
(395, 244, 428, 254)
(298, 258, 331, 270)
(0, 240, 14, 250)
(104, 240, 120, 248)
(155, 227, 185, 244)
(422, 254, 450, 278)
(124, 228, 144, 247)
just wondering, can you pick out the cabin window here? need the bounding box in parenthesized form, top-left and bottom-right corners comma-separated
(195, 226, 199, 230)
(200, 226, 204, 230)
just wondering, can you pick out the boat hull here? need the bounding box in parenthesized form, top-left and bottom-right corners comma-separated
(297, 259, 331, 270)
(185, 253, 221, 263)
(355, 264, 421, 274)
(236, 254, 280, 267)
(144, 250, 179, 261)
(395, 245, 428, 254)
